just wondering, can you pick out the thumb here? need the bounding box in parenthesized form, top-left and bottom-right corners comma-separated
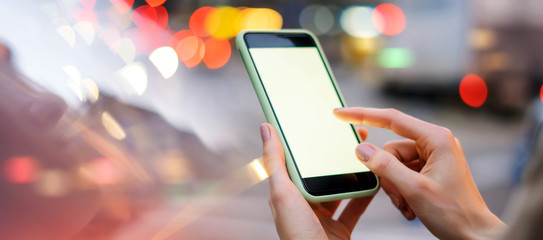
(356, 143, 426, 198)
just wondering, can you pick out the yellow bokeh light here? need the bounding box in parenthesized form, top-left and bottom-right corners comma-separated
(83, 78, 100, 102)
(239, 8, 283, 32)
(470, 28, 496, 50)
(249, 158, 268, 181)
(34, 170, 70, 197)
(206, 6, 241, 39)
(101, 111, 127, 140)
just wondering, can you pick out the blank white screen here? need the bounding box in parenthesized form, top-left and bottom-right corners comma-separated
(250, 47, 369, 178)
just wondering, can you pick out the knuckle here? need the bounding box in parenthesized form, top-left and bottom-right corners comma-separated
(371, 152, 393, 172)
(432, 127, 456, 147)
(408, 177, 433, 197)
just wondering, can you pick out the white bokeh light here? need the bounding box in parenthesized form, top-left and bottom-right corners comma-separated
(149, 46, 179, 79)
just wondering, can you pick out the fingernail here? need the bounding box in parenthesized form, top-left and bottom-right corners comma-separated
(356, 144, 375, 162)
(401, 209, 411, 220)
(260, 124, 270, 142)
(390, 195, 400, 209)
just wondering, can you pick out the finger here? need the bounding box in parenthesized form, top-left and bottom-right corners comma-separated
(261, 123, 287, 179)
(337, 196, 374, 232)
(356, 126, 368, 141)
(356, 143, 428, 199)
(334, 107, 439, 142)
(262, 124, 325, 238)
(383, 139, 419, 162)
(320, 201, 341, 215)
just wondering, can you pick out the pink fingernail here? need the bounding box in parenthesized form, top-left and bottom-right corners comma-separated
(356, 144, 375, 162)
(260, 124, 270, 142)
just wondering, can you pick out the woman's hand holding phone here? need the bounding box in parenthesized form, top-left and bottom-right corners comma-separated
(262, 107, 506, 239)
(261, 123, 374, 240)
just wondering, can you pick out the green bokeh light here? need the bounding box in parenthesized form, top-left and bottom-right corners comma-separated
(377, 48, 414, 68)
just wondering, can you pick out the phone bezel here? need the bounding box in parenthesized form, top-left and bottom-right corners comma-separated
(243, 32, 378, 196)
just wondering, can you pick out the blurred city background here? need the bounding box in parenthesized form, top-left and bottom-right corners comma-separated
(0, 0, 542, 239)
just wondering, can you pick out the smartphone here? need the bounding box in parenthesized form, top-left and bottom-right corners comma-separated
(237, 30, 379, 202)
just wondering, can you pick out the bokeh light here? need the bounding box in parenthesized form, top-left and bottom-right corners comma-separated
(81, 158, 122, 185)
(299, 5, 335, 35)
(113, 38, 136, 63)
(99, 27, 121, 52)
(249, 158, 268, 182)
(203, 38, 231, 69)
(239, 8, 283, 32)
(190, 6, 216, 38)
(34, 170, 70, 197)
(3, 157, 39, 184)
(540, 85, 543, 102)
(145, 0, 166, 7)
(171, 30, 205, 68)
(102, 111, 127, 140)
(340, 6, 380, 38)
(372, 4, 406, 36)
(470, 28, 496, 50)
(110, 0, 134, 14)
(56, 25, 76, 47)
(460, 74, 488, 108)
(73, 21, 95, 45)
(41, 2, 60, 22)
(377, 48, 414, 68)
(206, 6, 241, 39)
(117, 62, 148, 95)
(131, 5, 169, 33)
(149, 46, 179, 79)
(83, 78, 100, 102)
(156, 151, 192, 184)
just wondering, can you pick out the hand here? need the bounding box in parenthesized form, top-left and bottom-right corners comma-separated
(334, 107, 506, 239)
(260, 123, 374, 240)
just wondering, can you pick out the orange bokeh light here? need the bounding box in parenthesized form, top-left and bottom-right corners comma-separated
(372, 4, 406, 36)
(189, 6, 216, 37)
(3, 157, 39, 184)
(171, 30, 205, 68)
(110, 0, 134, 14)
(459, 74, 488, 108)
(203, 38, 231, 69)
(145, 0, 166, 7)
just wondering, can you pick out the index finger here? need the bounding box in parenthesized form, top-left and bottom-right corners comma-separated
(334, 107, 439, 141)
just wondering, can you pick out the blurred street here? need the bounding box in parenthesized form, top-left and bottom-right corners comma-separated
(0, 0, 540, 239)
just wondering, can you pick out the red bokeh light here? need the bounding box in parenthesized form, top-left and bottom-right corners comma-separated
(145, 0, 166, 7)
(171, 30, 205, 68)
(189, 6, 216, 37)
(110, 0, 134, 14)
(540, 85, 543, 102)
(131, 5, 168, 33)
(87, 158, 121, 185)
(124, 27, 149, 55)
(459, 74, 488, 108)
(3, 157, 39, 184)
(203, 38, 231, 69)
(372, 4, 406, 36)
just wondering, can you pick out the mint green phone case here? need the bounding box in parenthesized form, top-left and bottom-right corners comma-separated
(236, 29, 379, 202)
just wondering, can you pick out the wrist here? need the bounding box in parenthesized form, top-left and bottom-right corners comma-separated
(465, 210, 506, 240)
